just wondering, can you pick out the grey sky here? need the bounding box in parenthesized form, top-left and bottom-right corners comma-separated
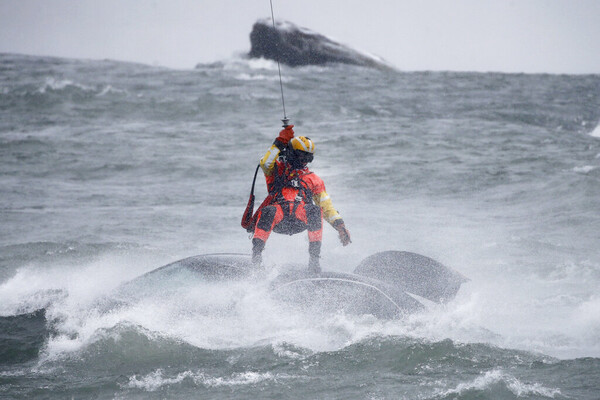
(1, 0, 599, 73)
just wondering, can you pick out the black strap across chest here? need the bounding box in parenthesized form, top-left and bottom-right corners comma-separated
(270, 165, 314, 206)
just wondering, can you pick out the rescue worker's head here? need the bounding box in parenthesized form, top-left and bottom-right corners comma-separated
(288, 136, 315, 169)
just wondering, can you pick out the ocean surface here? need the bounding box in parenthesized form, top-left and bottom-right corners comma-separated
(1, 52, 599, 399)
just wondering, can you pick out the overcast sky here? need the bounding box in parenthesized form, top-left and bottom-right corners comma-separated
(1, 0, 599, 74)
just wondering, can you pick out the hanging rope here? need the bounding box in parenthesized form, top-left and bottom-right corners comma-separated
(269, 0, 288, 125)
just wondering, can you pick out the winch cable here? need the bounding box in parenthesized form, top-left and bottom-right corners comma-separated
(269, 0, 289, 127)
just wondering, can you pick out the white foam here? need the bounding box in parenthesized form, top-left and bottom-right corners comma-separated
(234, 73, 289, 82)
(439, 369, 562, 398)
(199, 371, 276, 387)
(220, 57, 279, 72)
(271, 343, 307, 360)
(590, 122, 600, 138)
(124, 369, 280, 391)
(36, 266, 399, 360)
(0, 267, 66, 315)
(573, 165, 597, 174)
(5, 214, 599, 363)
(38, 77, 94, 94)
(0, 251, 171, 356)
(126, 369, 190, 391)
(97, 85, 128, 96)
(33, 77, 127, 97)
(247, 57, 279, 71)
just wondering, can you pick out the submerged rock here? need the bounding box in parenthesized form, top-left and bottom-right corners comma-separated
(248, 18, 393, 69)
(113, 251, 467, 319)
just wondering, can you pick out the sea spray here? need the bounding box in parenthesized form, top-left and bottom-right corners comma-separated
(1, 53, 599, 399)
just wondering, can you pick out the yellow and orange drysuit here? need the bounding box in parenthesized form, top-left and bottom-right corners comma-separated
(250, 127, 350, 271)
(252, 142, 342, 244)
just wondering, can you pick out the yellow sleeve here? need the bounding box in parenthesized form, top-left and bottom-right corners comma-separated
(259, 144, 280, 176)
(313, 191, 342, 225)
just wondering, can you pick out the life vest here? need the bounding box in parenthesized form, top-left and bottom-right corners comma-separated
(270, 163, 314, 206)
(244, 162, 314, 233)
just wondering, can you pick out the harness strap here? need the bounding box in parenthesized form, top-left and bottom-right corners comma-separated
(270, 167, 314, 206)
(291, 199, 301, 216)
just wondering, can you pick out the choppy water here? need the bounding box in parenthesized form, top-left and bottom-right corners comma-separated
(1, 53, 600, 399)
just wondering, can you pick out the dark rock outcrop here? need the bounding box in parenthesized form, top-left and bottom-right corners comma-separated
(248, 19, 393, 69)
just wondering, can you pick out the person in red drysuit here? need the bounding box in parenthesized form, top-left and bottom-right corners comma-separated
(251, 125, 351, 272)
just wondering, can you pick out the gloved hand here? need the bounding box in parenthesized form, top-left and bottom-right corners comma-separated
(274, 125, 294, 148)
(333, 219, 351, 246)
